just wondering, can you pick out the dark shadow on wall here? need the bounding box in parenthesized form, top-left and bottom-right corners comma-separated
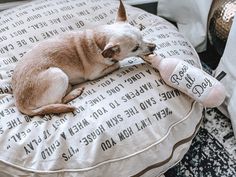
(133, 2, 157, 15)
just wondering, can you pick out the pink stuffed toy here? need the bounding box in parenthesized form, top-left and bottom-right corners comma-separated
(142, 54, 226, 108)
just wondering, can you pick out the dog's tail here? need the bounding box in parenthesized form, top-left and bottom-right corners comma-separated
(22, 104, 75, 116)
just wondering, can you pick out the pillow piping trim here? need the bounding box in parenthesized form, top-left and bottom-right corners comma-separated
(131, 111, 202, 176)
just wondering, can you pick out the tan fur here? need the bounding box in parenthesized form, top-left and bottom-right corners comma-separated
(12, 0, 156, 116)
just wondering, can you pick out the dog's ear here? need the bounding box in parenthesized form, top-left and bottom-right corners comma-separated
(102, 44, 120, 58)
(116, 0, 127, 22)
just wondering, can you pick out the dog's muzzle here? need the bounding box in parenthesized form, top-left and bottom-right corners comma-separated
(142, 43, 156, 56)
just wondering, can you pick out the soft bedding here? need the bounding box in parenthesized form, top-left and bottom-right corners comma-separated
(0, 0, 203, 176)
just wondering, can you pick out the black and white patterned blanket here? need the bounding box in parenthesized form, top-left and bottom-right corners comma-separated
(165, 107, 236, 177)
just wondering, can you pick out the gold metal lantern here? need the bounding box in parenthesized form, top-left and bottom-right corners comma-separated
(208, 0, 236, 55)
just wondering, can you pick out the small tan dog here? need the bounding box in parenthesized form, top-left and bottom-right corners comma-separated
(12, 0, 156, 116)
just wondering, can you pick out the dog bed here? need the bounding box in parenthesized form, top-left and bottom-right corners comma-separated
(0, 0, 203, 176)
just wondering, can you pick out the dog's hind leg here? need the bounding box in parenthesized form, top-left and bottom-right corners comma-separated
(24, 67, 76, 116)
(62, 87, 84, 103)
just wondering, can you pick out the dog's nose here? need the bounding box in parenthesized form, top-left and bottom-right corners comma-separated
(148, 43, 156, 51)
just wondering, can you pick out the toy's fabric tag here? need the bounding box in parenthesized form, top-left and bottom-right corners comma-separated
(169, 61, 217, 101)
(216, 71, 227, 81)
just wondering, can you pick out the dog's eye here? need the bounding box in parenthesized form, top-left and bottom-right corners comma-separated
(132, 45, 139, 52)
